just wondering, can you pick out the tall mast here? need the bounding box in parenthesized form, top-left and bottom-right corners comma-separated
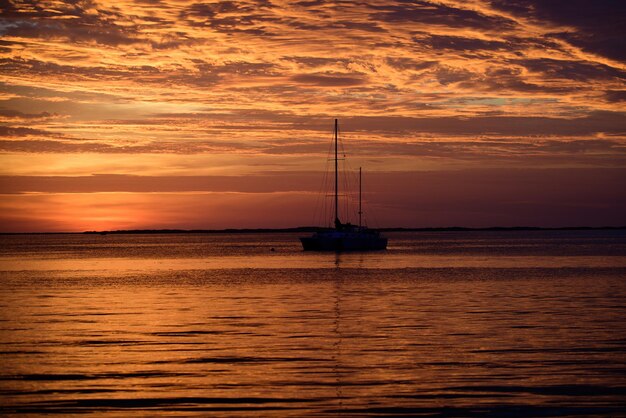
(359, 167, 362, 228)
(334, 118, 339, 228)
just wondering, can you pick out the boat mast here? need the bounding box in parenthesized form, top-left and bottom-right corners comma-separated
(359, 167, 362, 228)
(334, 118, 339, 229)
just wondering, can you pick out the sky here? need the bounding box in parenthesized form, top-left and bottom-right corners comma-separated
(0, 0, 625, 232)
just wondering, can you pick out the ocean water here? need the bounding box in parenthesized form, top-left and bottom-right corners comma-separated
(1, 230, 625, 416)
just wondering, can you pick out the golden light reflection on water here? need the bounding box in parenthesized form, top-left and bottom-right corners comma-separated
(1, 253, 625, 273)
(2, 266, 625, 415)
(1, 232, 625, 415)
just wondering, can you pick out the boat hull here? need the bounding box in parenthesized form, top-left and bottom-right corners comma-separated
(300, 235, 387, 251)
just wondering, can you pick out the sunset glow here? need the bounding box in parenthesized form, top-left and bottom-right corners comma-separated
(1, 0, 624, 231)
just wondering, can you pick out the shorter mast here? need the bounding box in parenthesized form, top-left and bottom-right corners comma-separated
(359, 167, 362, 228)
(334, 119, 339, 229)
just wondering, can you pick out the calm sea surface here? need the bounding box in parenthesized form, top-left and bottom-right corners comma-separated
(1, 230, 625, 416)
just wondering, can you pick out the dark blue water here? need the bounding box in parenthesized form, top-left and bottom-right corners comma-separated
(1, 230, 625, 416)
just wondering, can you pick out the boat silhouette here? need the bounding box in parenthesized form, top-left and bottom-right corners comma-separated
(300, 119, 388, 251)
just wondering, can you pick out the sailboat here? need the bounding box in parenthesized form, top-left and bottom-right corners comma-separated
(300, 119, 388, 251)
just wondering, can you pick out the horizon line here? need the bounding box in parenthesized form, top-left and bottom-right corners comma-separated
(1, 226, 625, 235)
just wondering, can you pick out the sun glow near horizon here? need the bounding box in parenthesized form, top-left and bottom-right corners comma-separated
(0, 0, 624, 231)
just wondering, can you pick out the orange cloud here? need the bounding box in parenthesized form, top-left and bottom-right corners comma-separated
(0, 0, 624, 230)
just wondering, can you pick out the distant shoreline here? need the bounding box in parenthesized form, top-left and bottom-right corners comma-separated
(1, 226, 625, 235)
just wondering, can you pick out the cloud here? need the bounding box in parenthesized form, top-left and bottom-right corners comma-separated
(420, 34, 510, 52)
(463, 67, 575, 94)
(0, 173, 319, 194)
(385, 58, 437, 71)
(370, 1, 517, 30)
(291, 72, 368, 86)
(1, 134, 623, 171)
(1, 168, 624, 230)
(1, 0, 625, 230)
(0, 0, 142, 46)
(0, 191, 319, 232)
(0, 57, 281, 89)
(284, 56, 353, 68)
(0, 139, 241, 154)
(180, 1, 276, 35)
(0, 126, 59, 137)
(605, 90, 626, 103)
(369, 168, 626, 227)
(490, 0, 626, 61)
(0, 109, 59, 120)
(343, 112, 626, 136)
(0, 57, 150, 80)
(515, 58, 626, 82)
(434, 66, 476, 85)
(105, 108, 626, 137)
